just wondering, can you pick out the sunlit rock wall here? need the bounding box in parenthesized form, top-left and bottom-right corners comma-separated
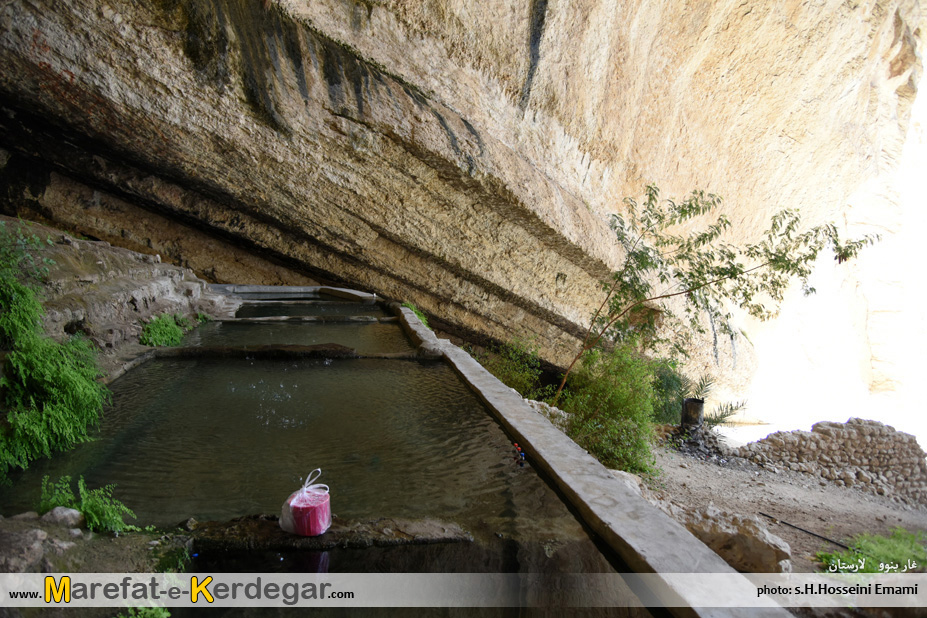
(0, 0, 923, 380)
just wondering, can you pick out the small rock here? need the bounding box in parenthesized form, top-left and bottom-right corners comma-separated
(40, 506, 85, 528)
(9, 512, 39, 521)
(48, 539, 76, 555)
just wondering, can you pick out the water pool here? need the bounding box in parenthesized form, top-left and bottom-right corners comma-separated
(185, 322, 414, 355)
(2, 359, 593, 545)
(235, 301, 387, 319)
(0, 301, 650, 612)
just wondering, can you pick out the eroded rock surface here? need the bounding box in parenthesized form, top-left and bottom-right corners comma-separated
(668, 505, 792, 574)
(1, 0, 921, 373)
(0, 512, 188, 574)
(0, 216, 240, 378)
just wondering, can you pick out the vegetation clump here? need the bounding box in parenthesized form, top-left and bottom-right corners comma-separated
(817, 528, 926, 573)
(477, 337, 553, 402)
(401, 302, 429, 329)
(140, 313, 195, 346)
(652, 364, 743, 429)
(0, 221, 110, 483)
(38, 474, 136, 533)
(473, 185, 877, 475)
(560, 344, 657, 474)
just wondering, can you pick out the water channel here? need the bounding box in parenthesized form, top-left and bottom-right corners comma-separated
(1, 297, 650, 613)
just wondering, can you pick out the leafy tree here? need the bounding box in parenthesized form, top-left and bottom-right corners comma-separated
(553, 185, 879, 399)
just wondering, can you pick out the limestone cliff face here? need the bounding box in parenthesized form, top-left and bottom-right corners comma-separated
(0, 0, 922, 372)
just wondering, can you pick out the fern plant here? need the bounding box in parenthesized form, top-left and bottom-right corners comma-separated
(0, 222, 109, 482)
(38, 475, 136, 533)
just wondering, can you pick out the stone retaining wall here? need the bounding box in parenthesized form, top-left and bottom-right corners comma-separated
(737, 418, 927, 506)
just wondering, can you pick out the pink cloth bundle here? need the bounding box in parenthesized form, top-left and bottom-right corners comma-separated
(280, 469, 332, 536)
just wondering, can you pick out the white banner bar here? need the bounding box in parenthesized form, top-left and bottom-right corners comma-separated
(0, 573, 924, 608)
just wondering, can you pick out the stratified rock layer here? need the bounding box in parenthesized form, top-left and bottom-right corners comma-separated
(0, 216, 240, 352)
(0, 0, 923, 369)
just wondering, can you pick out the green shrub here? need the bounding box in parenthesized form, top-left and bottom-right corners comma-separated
(478, 337, 553, 401)
(401, 302, 429, 329)
(0, 222, 109, 482)
(652, 359, 686, 425)
(38, 475, 136, 533)
(817, 528, 926, 573)
(561, 344, 657, 475)
(155, 545, 191, 573)
(651, 364, 744, 429)
(196, 312, 212, 324)
(140, 314, 185, 347)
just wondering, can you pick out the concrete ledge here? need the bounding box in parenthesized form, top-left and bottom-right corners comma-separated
(100, 348, 156, 385)
(221, 316, 395, 324)
(209, 284, 377, 303)
(154, 343, 360, 360)
(395, 306, 790, 618)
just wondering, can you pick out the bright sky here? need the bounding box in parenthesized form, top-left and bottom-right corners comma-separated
(720, 91, 927, 451)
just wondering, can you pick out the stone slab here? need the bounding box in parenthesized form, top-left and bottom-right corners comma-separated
(396, 307, 791, 618)
(209, 285, 378, 303)
(189, 515, 473, 553)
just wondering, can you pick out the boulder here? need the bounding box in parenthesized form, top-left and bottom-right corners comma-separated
(680, 506, 792, 573)
(608, 470, 644, 497)
(0, 528, 47, 573)
(40, 507, 85, 528)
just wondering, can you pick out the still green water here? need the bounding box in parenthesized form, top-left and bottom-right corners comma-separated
(0, 302, 646, 609)
(235, 301, 387, 318)
(187, 322, 415, 354)
(1, 359, 591, 543)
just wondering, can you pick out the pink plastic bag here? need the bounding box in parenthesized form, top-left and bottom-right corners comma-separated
(280, 469, 332, 536)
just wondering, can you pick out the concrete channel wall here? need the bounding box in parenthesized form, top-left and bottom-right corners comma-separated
(395, 305, 792, 618)
(210, 286, 789, 616)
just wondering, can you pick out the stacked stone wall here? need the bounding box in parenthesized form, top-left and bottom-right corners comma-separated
(737, 418, 927, 506)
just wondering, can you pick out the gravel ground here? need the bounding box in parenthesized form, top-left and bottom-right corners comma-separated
(646, 443, 927, 573)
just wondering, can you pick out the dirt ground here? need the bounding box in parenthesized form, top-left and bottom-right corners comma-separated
(645, 442, 927, 573)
